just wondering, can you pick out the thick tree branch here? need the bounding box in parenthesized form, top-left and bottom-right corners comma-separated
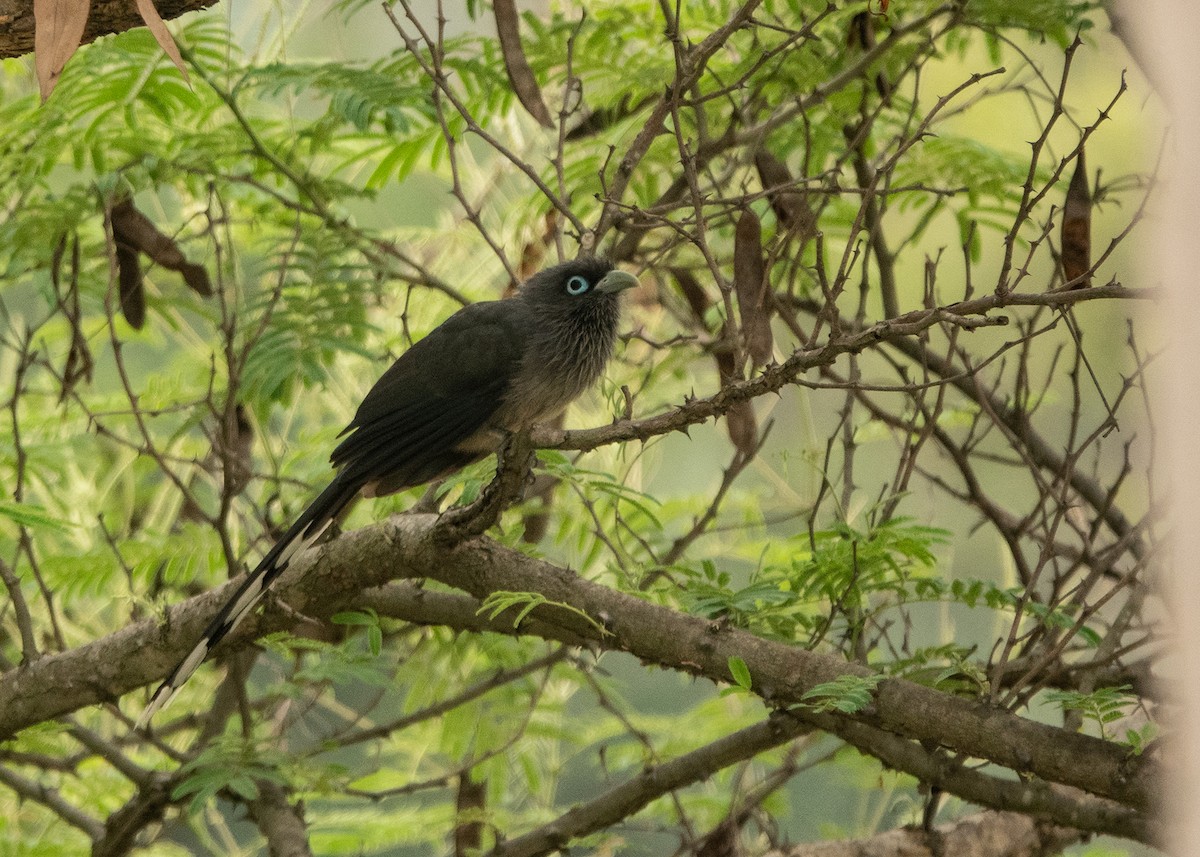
(823, 713, 1150, 842)
(0, 512, 1153, 827)
(0, 0, 218, 59)
(355, 583, 1154, 843)
(765, 810, 1081, 857)
(489, 713, 812, 857)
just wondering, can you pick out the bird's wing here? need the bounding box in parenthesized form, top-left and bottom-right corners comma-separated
(331, 300, 526, 487)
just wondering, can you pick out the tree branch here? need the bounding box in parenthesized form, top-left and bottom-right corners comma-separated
(490, 714, 811, 857)
(764, 810, 1081, 857)
(0, 513, 1154, 827)
(0, 763, 104, 840)
(534, 285, 1151, 454)
(0, 0, 219, 60)
(247, 781, 314, 857)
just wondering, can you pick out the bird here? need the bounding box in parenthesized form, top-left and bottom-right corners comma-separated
(138, 257, 639, 726)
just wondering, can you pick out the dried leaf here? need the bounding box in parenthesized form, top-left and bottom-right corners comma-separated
(33, 0, 90, 102)
(133, 0, 190, 86)
(56, 235, 93, 400)
(518, 240, 545, 283)
(1062, 147, 1092, 288)
(493, 0, 554, 129)
(517, 211, 558, 281)
(734, 209, 773, 368)
(509, 212, 558, 297)
(116, 243, 146, 329)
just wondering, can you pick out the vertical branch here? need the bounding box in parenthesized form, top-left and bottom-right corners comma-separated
(248, 781, 314, 857)
(3, 335, 42, 662)
(592, 0, 765, 243)
(383, 0, 584, 241)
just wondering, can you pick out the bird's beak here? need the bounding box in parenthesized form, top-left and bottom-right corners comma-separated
(596, 270, 639, 294)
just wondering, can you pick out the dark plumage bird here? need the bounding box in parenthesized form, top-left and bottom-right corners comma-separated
(139, 258, 638, 725)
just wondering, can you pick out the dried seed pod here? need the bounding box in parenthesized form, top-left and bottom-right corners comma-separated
(1061, 147, 1092, 289)
(754, 149, 816, 239)
(115, 243, 145, 329)
(671, 266, 711, 322)
(674, 265, 758, 453)
(179, 262, 213, 297)
(716, 347, 758, 456)
(110, 198, 214, 304)
(734, 209, 773, 368)
(111, 199, 186, 268)
(493, 0, 554, 129)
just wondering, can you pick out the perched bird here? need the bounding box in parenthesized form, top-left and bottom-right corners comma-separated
(139, 258, 638, 725)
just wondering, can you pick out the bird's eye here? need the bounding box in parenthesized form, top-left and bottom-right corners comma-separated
(565, 275, 590, 295)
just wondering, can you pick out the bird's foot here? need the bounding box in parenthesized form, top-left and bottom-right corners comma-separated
(434, 431, 537, 543)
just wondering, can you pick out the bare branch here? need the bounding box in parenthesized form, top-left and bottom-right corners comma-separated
(247, 781, 314, 857)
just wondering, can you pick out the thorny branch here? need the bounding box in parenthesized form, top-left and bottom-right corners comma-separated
(0, 4, 1162, 856)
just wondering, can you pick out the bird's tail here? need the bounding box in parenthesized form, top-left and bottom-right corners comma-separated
(137, 476, 361, 728)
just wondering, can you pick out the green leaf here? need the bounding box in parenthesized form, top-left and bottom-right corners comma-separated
(0, 500, 73, 532)
(1043, 685, 1139, 740)
(333, 609, 384, 656)
(477, 590, 608, 637)
(727, 656, 752, 690)
(799, 674, 884, 715)
(332, 609, 377, 627)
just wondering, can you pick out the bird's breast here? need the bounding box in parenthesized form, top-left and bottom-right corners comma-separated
(493, 362, 593, 430)
(467, 299, 618, 439)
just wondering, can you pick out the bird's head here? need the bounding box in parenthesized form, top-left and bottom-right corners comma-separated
(513, 257, 638, 389)
(518, 258, 639, 316)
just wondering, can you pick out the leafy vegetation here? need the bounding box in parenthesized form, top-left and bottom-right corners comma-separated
(0, 0, 1158, 854)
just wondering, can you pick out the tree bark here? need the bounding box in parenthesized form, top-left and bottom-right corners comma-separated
(0, 0, 219, 59)
(248, 781, 314, 857)
(765, 811, 1081, 857)
(0, 511, 1155, 843)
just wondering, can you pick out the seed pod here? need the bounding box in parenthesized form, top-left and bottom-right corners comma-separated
(671, 266, 711, 322)
(716, 347, 758, 456)
(110, 198, 214, 299)
(115, 242, 145, 329)
(734, 209, 773, 368)
(674, 265, 757, 453)
(1061, 147, 1092, 289)
(493, 0, 554, 128)
(180, 263, 213, 297)
(754, 149, 816, 239)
